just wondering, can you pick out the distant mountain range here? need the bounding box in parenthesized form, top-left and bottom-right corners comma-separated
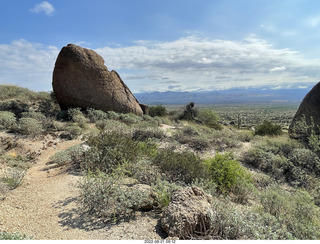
(135, 87, 310, 105)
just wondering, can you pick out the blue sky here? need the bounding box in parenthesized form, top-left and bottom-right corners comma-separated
(1, 0, 320, 92)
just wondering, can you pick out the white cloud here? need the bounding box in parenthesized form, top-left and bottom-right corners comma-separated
(1, 36, 319, 92)
(30, 1, 55, 16)
(0, 39, 59, 90)
(96, 36, 320, 92)
(269, 66, 286, 72)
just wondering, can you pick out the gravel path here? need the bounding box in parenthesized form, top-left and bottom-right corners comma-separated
(0, 137, 164, 240)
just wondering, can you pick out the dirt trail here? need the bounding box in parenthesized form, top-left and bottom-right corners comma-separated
(0, 137, 163, 240)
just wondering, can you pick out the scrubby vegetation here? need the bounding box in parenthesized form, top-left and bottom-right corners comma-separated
(1, 84, 320, 240)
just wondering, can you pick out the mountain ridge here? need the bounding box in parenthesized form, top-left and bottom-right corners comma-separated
(135, 87, 309, 105)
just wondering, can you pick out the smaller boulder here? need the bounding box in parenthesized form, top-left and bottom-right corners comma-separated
(160, 187, 213, 239)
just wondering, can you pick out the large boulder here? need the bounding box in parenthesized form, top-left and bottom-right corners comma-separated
(52, 44, 144, 115)
(289, 82, 320, 139)
(160, 187, 213, 239)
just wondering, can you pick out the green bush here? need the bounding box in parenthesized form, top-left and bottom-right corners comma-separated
(131, 159, 162, 185)
(198, 109, 222, 130)
(0, 111, 16, 130)
(95, 119, 129, 133)
(0, 100, 29, 117)
(243, 148, 288, 177)
(0, 84, 50, 102)
(151, 180, 181, 209)
(204, 152, 253, 197)
(106, 111, 121, 120)
(149, 105, 168, 117)
(132, 127, 165, 142)
(49, 144, 86, 166)
(65, 125, 83, 139)
(87, 108, 108, 123)
(259, 186, 320, 239)
(173, 124, 211, 151)
(49, 150, 71, 166)
(254, 120, 282, 136)
(153, 148, 207, 184)
(119, 113, 143, 124)
(82, 131, 155, 173)
(21, 111, 46, 122)
(207, 199, 291, 240)
(243, 138, 320, 188)
(288, 148, 320, 176)
(79, 171, 149, 220)
(17, 118, 43, 136)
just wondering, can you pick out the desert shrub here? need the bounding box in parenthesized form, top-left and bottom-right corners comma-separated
(86, 108, 108, 123)
(0, 84, 49, 102)
(153, 148, 207, 184)
(95, 119, 129, 133)
(203, 152, 253, 197)
(2, 168, 26, 190)
(79, 171, 149, 220)
(207, 199, 291, 240)
(16, 118, 43, 136)
(191, 178, 217, 196)
(82, 131, 156, 173)
(21, 111, 57, 132)
(0, 111, 16, 130)
(173, 124, 212, 151)
(132, 127, 165, 142)
(119, 113, 143, 124)
(38, 97, 59, 117)
(0, 100, 29, 117)
(0, 152, 30, 170)
(259, 186, 320, 239)
(49, 150, 71, 166)
(254, 120, 282, 136)
(151, 179, 181, 209)
(0, 231, 29, 240)
(210, 128, 242, 150)
(21, 111, 46, 122)
(243, 148, 288, 177)
(65, 125, 83, 139)
(131, 159, 162, 185)
(106, 111, 121, 120)
(307, 130, 320, 155)
(49, 144, 86, 166)
(67, 107, 82, 120)
(256, 137, 301, 157)
(66, 108, 88, 128)
(243, 137, 320, 188)
(149, 105, 168, 117)
(251, 172, 274, 189)
(288, 148, 320, 176)
(237, 130, 254, 142)
(198, 109, 222, 130)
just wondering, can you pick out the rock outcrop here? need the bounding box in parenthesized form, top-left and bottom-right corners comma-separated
(160, 187, 213, 239)
(52, 44, 144, 115)
(289, 82, 320, 139)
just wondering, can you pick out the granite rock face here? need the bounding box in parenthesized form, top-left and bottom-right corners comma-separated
(52, 44, 144, 115)
(289, 82, 320, 139)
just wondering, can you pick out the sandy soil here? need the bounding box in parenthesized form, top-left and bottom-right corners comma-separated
(0, 134, 164, 240)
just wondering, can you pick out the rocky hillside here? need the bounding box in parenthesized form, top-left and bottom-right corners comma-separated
(1, 85, 320, 240)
